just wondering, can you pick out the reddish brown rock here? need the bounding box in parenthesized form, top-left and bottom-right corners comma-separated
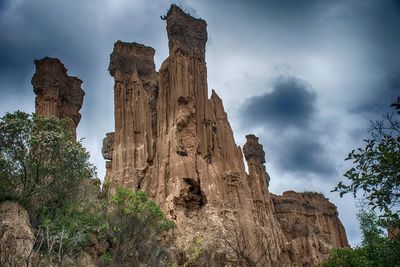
(388, 225, 400, 240)
(0, 202, 34, 266)
(103, 5, 348, 266)
(105, 41, 158, 192)
(32, 57, 84, 138)
(102, 132, 115, 183)
(271, 191, 349, 266)
(243, 134, 270, 189)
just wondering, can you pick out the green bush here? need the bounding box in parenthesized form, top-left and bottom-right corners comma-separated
(0, 111, 99, 265)
(333, 98, 400, 222)
(109, 187, 174, 231)
(36, 204, 100, 264)
(320, 247, 371, 267)
(321, 211, 400, 267)
(106, 187, 174, 266)
(0, 111, 94, 212)
(0, 111, 175, 266)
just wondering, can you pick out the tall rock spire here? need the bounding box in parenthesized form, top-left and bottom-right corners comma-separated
(32, 57, 84, 138)
(102, 5, 348, 266)
(105, 41, 158, 192)
(243, 134, 270, 189)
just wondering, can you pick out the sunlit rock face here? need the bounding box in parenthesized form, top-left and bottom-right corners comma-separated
(102, 5, 348, 266)
(32, 57, 84, 138)
(272, 191, 349, 266)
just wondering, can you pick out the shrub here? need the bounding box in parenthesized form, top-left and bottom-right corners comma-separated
(0, 111, 175, 266)
(35, 204, 100, 265)
(106, 187, 174, 266)
(321, 210, 400, 267)
(0, 111, 94, 213)
(0, 111, 101, 265)
(320, 247, 371, 267)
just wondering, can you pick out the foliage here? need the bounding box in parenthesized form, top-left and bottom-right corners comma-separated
(109, 187, 175, 231)
(172, 238, 204, 267)
(105, 187, 174, 266)
(320, 247, 371, 267)
(333, 98, 400, 222)
(0, 111, 94, 212)
(0, 111, 175, 266)
(357, 211, 400, 267)
(35, 203, 100, 265)
(321, 210, 400, 267)
(185, 238, 203, 266)
(0, 111, 101, 265)
(99, 252, 113, 265)
(172, 238, 226, 267)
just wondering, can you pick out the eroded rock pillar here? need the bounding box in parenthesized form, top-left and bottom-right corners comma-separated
(105, 41, 158, 192)
(32, 57, 84, 138)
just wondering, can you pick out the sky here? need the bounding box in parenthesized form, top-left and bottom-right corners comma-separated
(1, 0, 400, 246)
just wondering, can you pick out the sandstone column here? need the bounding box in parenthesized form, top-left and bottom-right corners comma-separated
(32, 57, 84, 138)
(106, 41, 158, 192)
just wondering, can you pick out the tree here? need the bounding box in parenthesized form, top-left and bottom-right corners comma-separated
(35, 203, 101, 266)
(320, 210, 400, 267)
(0, 111, 95, 212)
(0, 111, 99, 266)
(333, 98, 400, 223)
(105, 187, 175, 266)
(320, 247, 372, 267)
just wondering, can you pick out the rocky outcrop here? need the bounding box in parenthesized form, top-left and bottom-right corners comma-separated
(272, 191, 349, 266)
(0, 202, 34, 267)
(388, 225, 400, 240)
(102, 5, 348, 266)
(105, 41, 158, 192)
(102, 132, 115, 182)
(32, 57, 85, 138)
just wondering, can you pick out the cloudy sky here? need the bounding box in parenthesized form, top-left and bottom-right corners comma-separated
(1, 0, 399, 246)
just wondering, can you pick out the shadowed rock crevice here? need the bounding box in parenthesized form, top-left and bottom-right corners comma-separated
(173, 178, 207, 211)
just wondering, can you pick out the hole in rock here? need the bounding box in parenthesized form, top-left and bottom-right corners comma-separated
(174, 178, 207, 210)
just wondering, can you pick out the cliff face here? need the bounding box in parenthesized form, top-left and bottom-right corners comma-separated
(32, 57, 84, 137)
(272, 191, 349, 266)
(0, 202, 34, 267)
(102, 5, 348, 266)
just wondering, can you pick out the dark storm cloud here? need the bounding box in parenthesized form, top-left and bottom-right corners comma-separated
(0, 0, 171, 183)
(241, 75, 316, 130)
(239, 75, 334, 176)
(350, 74, 400, 115)
(387, 75, 400, 91)
(0, 0, 170, 92)
(274, 136, 336, 176)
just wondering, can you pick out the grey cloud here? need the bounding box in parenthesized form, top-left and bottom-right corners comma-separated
(350, 75, 400, 115)
(386, 75, 400, 92)
(239, 75, 336, 177)
(241, 75, 317, 130)
(0, 0, 172, 184)
(273, 135, 336, 177)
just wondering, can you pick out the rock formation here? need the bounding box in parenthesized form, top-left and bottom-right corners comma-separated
(0, 202, 34, 267)
(102, 5, 348, 266)
(105, 41, 158, 191)
(272, 191, 349, 266)
(388, 225, 400, 240)
(32, 57, 84, 138)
